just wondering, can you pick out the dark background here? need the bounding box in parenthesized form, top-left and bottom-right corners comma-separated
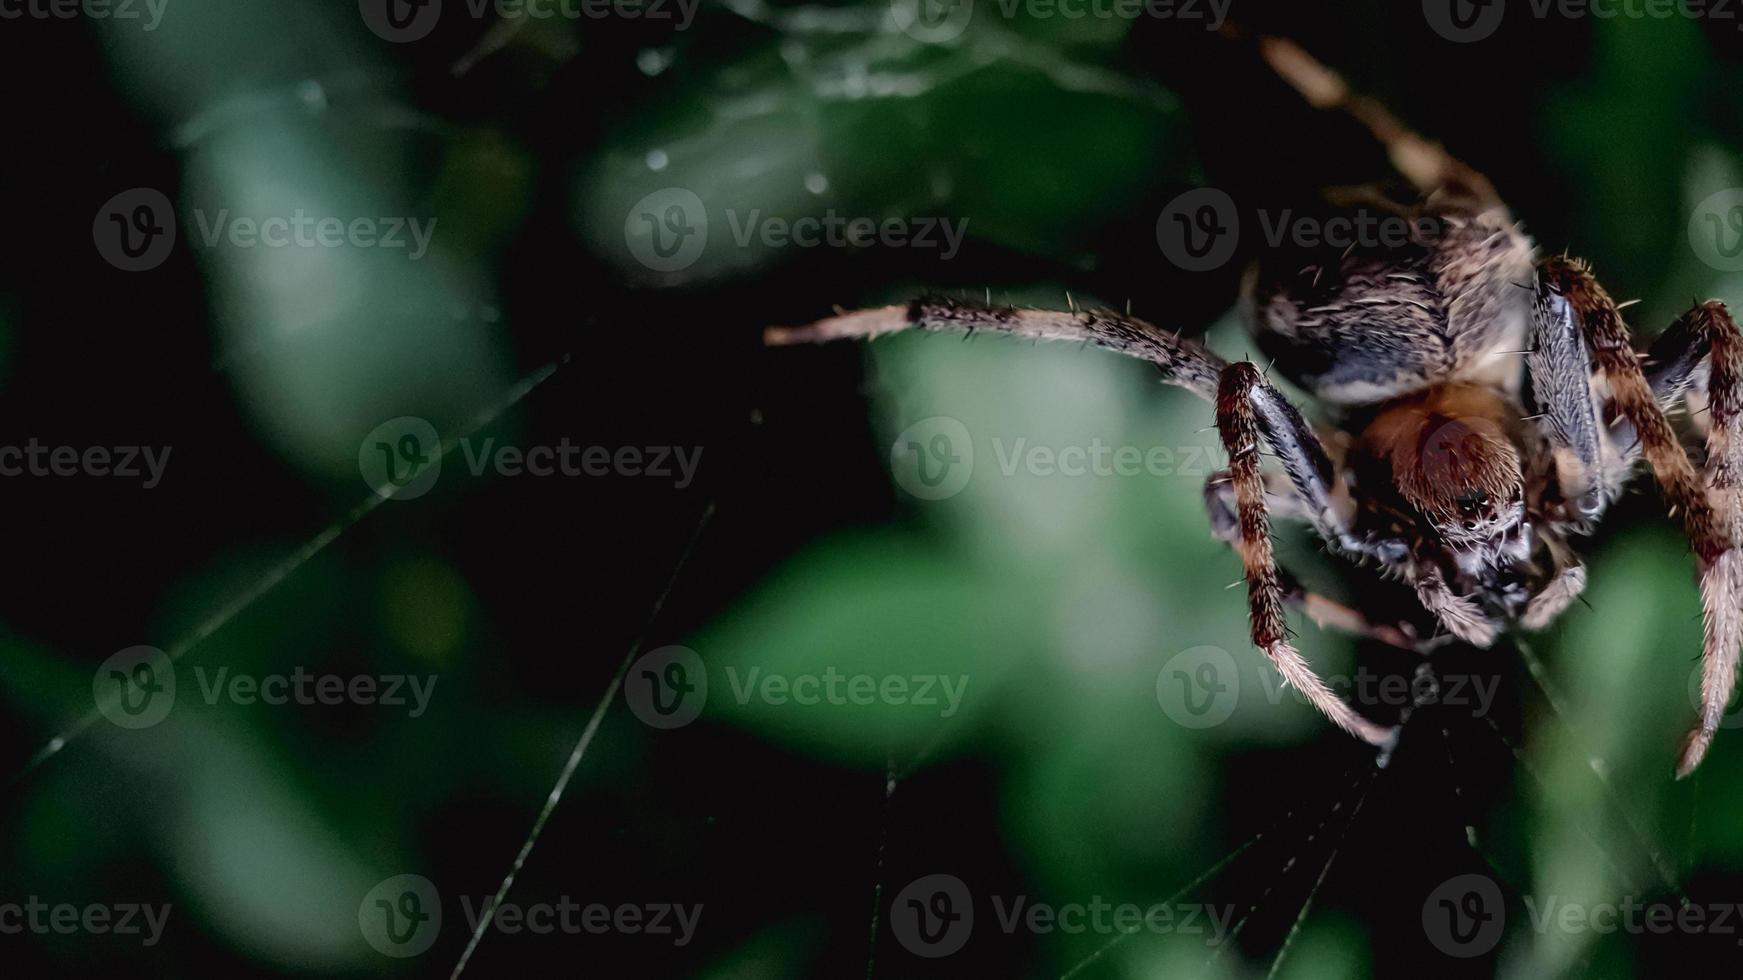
(3, 0, 1743, 976)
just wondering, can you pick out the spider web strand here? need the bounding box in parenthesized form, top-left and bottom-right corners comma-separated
(1203, 765, 1377, 975)
(14, 355, 570, 787)
(1263, 774, 1375, 980)
(447, 499, 717, 980)
(1513, 640, 1687, 903)
(1057, 761, 1369, 980)
(863, 753, 896, 980)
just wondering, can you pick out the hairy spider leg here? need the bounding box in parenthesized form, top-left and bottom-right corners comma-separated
(769, 298, 1396, 746)
(1540, 256, 1743, 777)
(1202, 471, 1419, 652)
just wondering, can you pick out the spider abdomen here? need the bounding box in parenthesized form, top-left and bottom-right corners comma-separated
(1247, 205, 1535, 407)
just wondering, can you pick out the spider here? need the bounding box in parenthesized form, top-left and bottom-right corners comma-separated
(765, 32, 1743, 778)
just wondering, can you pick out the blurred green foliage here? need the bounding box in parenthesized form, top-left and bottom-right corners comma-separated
(9, 1, 1743, 977)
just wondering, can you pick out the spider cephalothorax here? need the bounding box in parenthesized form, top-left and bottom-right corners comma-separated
(767, 36, 1743, 778)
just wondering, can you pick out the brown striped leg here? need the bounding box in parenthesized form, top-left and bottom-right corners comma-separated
(772, 297, 1367, 547)
(1659, 303, 1743, 776)
(1540, 257, 1743, 777)
(1218, 363, 1397, 747)
(1203, 471, 1418, 652)
(1250, 34, 1500, 208)
(768, 298, 1226, 400)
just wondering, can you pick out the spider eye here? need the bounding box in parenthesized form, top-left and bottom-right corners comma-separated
(1462, 520, 1478, 530)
